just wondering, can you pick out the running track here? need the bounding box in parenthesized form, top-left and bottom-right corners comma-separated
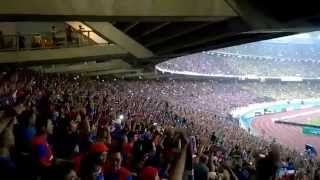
(252, 107, 320, 153)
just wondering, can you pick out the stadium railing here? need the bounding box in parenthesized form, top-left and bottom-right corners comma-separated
(0, 30, 105, 52)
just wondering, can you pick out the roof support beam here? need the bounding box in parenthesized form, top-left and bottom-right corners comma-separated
(123, 22, 139, 33)
(243, 27, 320, 34)
(145, 22, 213, 47)
(157, 34, 232, 55)
(65, 21, 108, 44)
(137, 22, 170, 39)
(159, 32, 295, 55)
(155, 18, 249, 54)
(224, 0, 283, 29)
(0, 45, 126, 64)
(85, 22, 153, 58)
(0, 0, 236, 21)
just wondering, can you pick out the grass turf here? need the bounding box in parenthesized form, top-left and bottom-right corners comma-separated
(306, 118, 320, 126)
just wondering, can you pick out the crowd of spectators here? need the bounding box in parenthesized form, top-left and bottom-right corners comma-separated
(1, 70, 320, 180)
(215, 42, 320, 61)
(158, 47, 320, 78)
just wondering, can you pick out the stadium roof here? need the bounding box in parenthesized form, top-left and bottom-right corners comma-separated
(1, 0, 320, 78)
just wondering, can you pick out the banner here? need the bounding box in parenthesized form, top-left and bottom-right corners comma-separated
(303, 127, 320, 136)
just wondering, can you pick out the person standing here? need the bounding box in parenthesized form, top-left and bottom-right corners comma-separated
(18, 32, 25, 49)
(194, 154, 209, 180)
(31, 119, 54, 179)
(65, 25, 73, 46)
(104, 151, 133, 180)
(78, 25, 85, 46)
(51, 26, 57, 47)
(0, 30, 4, 49)
(80, 142, 109, 180)
(0, 119, 16, 179)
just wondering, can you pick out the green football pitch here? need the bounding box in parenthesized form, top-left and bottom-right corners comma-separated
(306, 118, 320, 126)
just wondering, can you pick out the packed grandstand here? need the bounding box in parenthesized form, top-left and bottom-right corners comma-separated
(2, 40, 320, 180)
(157, 37, 320, 78)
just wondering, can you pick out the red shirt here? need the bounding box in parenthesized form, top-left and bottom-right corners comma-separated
(139, 166, 159, 180)
(123, 142, 133, 155)
(104, 166, 132, 180)
(31, 135, 53, 167)
(72, 154, 84, 173)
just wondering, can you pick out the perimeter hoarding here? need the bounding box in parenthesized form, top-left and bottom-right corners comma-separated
(303, 126, 320, 136)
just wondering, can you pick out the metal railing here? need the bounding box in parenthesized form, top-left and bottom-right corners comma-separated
(0, 30, 98, 52)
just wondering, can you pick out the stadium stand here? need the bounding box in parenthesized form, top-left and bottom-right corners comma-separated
(0, 70, 320, 179)
(216, 42, 320, 61)
(4, 1, 320, 180)
(158, 52, 320, 77)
